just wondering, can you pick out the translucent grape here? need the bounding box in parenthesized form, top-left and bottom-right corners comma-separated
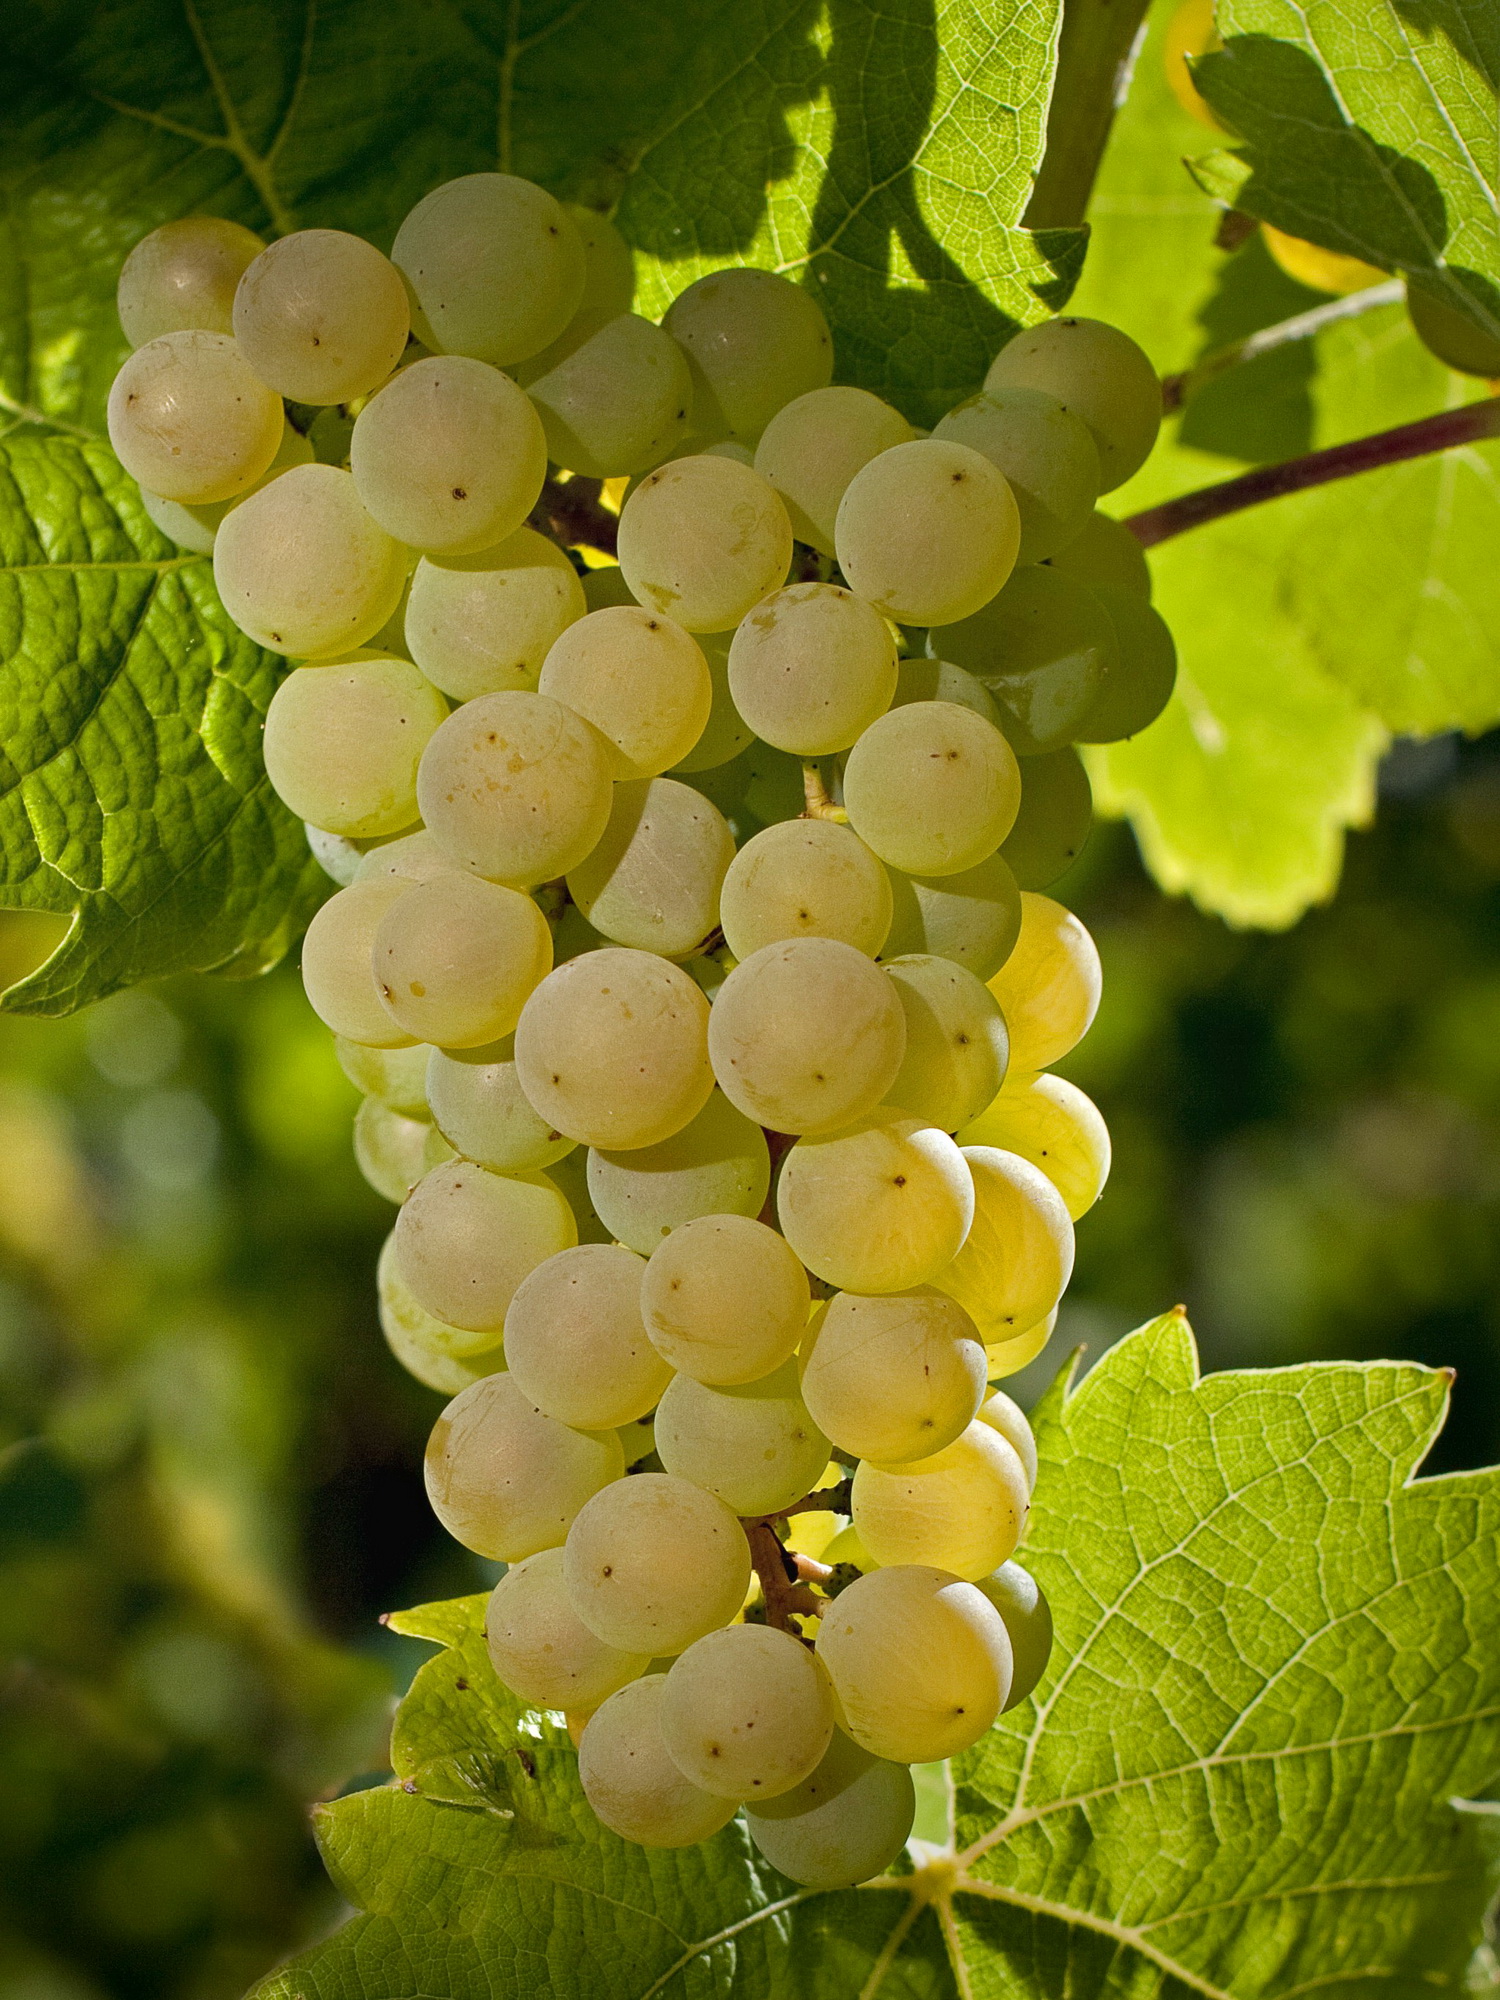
(641, 1214, 808, 1385)
(513, 949, 714, 1149)
(566, 779, 733, 958)
(984, 317, 1161, 492)
(336, 1036, 431, 1115)
(354, 1095, 449, 1203)
(108, 331, 283, 503)
(485, 1546, 648, 1711)
(263, 655, 448, 839)
(852, 1421, 1029, 1579)
(661, 1625, 834, 1801)
(1001, 748, 1092, 889)
(416, 690, 615, 887)
(426, 1040, 576, 1173)
(934, 387, 1100, 563)
(777, 1110, 975, 1294)
(842, 701, 1021, 876)
(936, 565, 1115, 755)
(213, 463, 408, 657)
(118, 215, 265, 345)
(959, 1070, 1110, 1219)
(815, 1565, 1012, 1762)
(708, 938, 907, 1136)
(663, 269, 833, 442)
(538, 607, 712, 779)
(503, 1244, 670, 1430)
(425, 1371, 622, 1561)
(394, 1159, 577, 1331)
(233, 228, 409, 403)
(835, 439, 1019, 626)
(985, 1308, 1057, 1381)
(883, 852, 1022, 981)
(719, 820, 892, 960)
(671, 628, 754, 774)
(350, 356, 547, 553)
(138, 416, 312, 552)
(1047, 509, 1151, 599)
(616, 456, 792, 631)
(754, 385, 915, 555)
(300, 877, 415, 1047)
(579, 1675, 738, 1846)
(800, 1287, 985, 1464)
(986, 892, 1102, 1069)
(405, 529, 587, 702)
(1075, 586, 1177, 742)
(977, 1388, 1038, 1490)
(377, 1232, 505, 1391)
(355, 829, 459, 888)
(655, 1359, 829, 1516)
(891, 654, 998, 725)
(727, 583, 898, 756)
(564, 1472, 752, 1655)
(932, 1146, 1074, 1343)
(373, 872, 552, 1047)
(884, 954, 1009, 1132)
(744, 1729, 915, 1887)
(391, 174, 587, 366)
(976, 1561, 1054, 1709)
(588, 1094, 771, 1255)
(528, 314, 692, 477)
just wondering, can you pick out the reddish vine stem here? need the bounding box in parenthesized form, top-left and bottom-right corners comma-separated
(1127, 396, 1500, 548)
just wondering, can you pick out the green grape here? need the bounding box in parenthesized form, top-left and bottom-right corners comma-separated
(933, 386, 1100, 562)
(800, 1287, 985, 1464)
(404, 528, 586, 701)
(617, 1418, 656, 1468)
(300, 877, 416, 1047)
(719, 820, 892, 960)
(959, 1069, 1110, 1219)
(486, 1546, 648, 1710)
(754, 384, 915, 555)
(589, 1095, 771, 1256)
(617, 456, 792, 631)
(233, 228, 409, 403)
(263, 655, 449, 839)
(528, 314, 692, 477)
(1046, 509, 1151, 599)
(336, 1035, 432, 1115)
(985, 1308, 1056, 1381)
(564, 1472, 752, 1655)
(425, 1370, 623, 1561)
(503, 1244, 671, 1429)
(986, 891, 1102, 1069)
(354, 829, 457, 888)
(376, 1232, 505, 1390)
(578, 1675, 739, 1846)
(1405, 284, 1500, 377)
(1001, 748, 1092, 889)
(391, 173, 587, 366)
(977, 1388, 1037, 1490)
(654, 1359, 830, 1517)
(641, 1214, 808, 1385)
(744, 1728, 915, 1887)
(883, 852, 1022, 982)
(1074, 586, 1177, 742)
(108, 330, 283, 502)
(936, 566, 1115, 756)
(852, 1421, 1029, 1579)
(539, 607, 712, 779)
(663, 268, 833, 442)
(727, 582, 898, 756)
(891, 654, 998, 725)
(661, 1625, 834, 1801)
(834, 439, 1020, 627)
(975, 1560, 1053, 1710)
(350, 356, 548, 554)
(708, 938, 907, 1136)
(742, 740, 805, 825)
(566, 779, 734, 958)
(138, 416, 313, 552)
(353, 1094, 450, 1203)
(814, 1565, 1012, 1762)
(117, 215, 265, 345)
(514, 948, 714, 1150)
(582, 564, 638, 612)
(843, 701, 1021, 876)
(213, 463, 408, 657)
(670, 628, 754, 774)
(372, 872, 553, 1047)
(984, 317, 1161, 492)
(932, 1146, 1074, 1344)
(395, 1159, 577, 1331)
(883, 954, 1009, 1132)
(777, 1110, 975, 1294)
(550, 900, 607, 964)
(425, 1040, 576, 1173)
(416, 690, 616, 887)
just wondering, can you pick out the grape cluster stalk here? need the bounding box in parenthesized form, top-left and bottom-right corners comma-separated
(108, 175, 1170, 1887)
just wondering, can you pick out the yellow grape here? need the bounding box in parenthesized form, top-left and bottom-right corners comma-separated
(538, 607, 712, 779)
(985, 892, 1102, 1070)
(641, 1214, 809, 1385)
(852, 1421, 1029, 1579)
(372, 872, 553, 1048)
(503, 1244, 671, 1429)
(587, 1091, 770, 1254)
(485, 1546, 648, 1711)
(579, 1676, 738, 1847)
(933, 1146, 1074, 1343)
(776, 1109, 975, 1294)
(393, 1159, 577, 1331)
(661, 1625, 835, 1801)
(564, 1472, 752, 1656)
(959, 1070, 1111, 1218)
(799, 1287, 986, 1463)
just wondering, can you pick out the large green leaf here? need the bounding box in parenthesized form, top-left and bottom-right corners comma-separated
(249, 1313, 1500, 1999)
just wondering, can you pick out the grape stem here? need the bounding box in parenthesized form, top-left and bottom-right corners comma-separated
(1126, 394, 1500, 548)
(754, 1479, 854, 1524)
(1158, 280, 1406, 413)
(801, 761, 848, 822)
(532, 474, 618, 556)
(745, 1520, 827, 1630)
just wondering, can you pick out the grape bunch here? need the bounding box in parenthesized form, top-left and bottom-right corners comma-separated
(108, 172, 1163, 1887)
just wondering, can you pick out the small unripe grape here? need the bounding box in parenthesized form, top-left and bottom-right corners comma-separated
(538, 607, 712, 779)
(728, 582, 898, 755)
(373, 872, 553, 1048)
(336, 1036, 432, 1116)
(984, 316, 1161, 492)
(891, 654, 999, 725)
(936, 565, 1116, 755)
(117, 216, 265, 346)
(843, 701, 1021, 877)
(1046, 510, 1152, 599)
(1406, 284, 1500, 376)
(233, 228, 410, 403)
(108, 331, 283, 503)
(835, 438, 1019, 626)
(1075, 587, 1177, 742)
(744, 1729, 915, 1888)
(353, 1094, 449, 1203)
(617, 455, 792, 631)
(664, 268, 833, 441)
(754, 384, 915, 554)
(670, 628, 754, 773)
(263, 655, 448, 839)
(405, 528, 586, 702)
(977, 1560, 1054, 1709)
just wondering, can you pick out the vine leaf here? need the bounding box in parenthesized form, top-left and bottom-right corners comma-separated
(248, 1313, 1500, 1999)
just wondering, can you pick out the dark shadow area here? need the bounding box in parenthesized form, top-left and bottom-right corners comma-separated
(1178, 231, 1323, 463)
